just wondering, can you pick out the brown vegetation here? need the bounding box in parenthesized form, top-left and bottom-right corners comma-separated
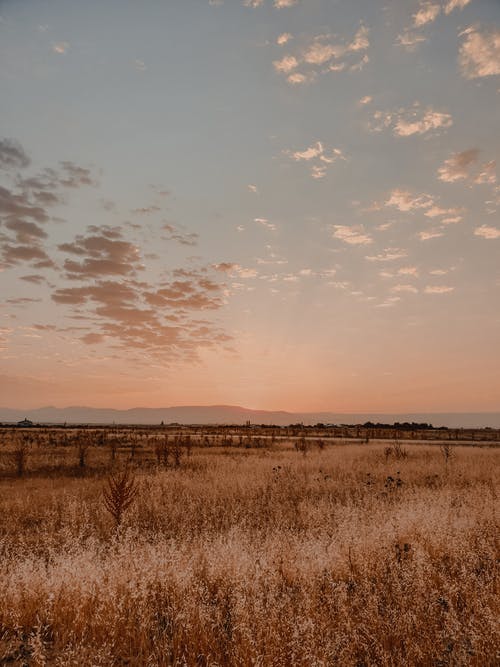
(0, 427, 498, 665)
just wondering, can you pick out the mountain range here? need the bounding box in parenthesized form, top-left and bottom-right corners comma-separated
(1, 405, 499, 428)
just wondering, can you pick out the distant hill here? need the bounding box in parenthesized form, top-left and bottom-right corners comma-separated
(0, 405, 499, 428)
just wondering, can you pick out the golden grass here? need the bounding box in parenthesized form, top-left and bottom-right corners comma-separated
(0, 436, 498, 666)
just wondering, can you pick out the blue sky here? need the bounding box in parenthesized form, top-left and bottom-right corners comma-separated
(0, 0, 499, 410)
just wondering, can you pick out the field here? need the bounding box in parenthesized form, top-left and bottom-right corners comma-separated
(0, 427, 498, 666)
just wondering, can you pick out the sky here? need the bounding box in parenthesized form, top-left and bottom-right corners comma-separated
(0, 0, 499, 412)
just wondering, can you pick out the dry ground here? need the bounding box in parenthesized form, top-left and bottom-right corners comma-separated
(0, 432, 498, 666)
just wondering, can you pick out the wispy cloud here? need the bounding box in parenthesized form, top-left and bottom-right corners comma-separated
(370, 104, 453, 137)
(418, 229, 445, 240)
(395, 31, 428, 51)
(52, 41, 69, 54)
(254, 217, 277, 231)
(161, 223, 199, 246)
(413, 2, 441, 28)
(424, 285, 454, 293)
(474, 224, 500, 239)
(0, 139, 30, 170)
(437, 148, 496, 185)
(273, 25, 370, 85)
(277, 33, 293, 46)
(385, 189, 434, 212)
(285, 141, 345, 179)
(459, 25, 500, 79)
(332, 225, 373, 245)
(365, 248, 408, 262)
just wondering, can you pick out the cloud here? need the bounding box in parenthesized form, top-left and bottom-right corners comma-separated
(247, 184, 258, 193)
(57, 226, 143, 279)
(286, 141, 345, 179)
(424, 205, 462, 219)
(254, 217, 277, 231)
(287, 72, 316, 85)
(413, 2, 441, 28)
(475, 161, 496, 185)
(474, 224, 500, 239)
(398, 266, 419, 277)
(58, 161, 96, 188)
(419, 230, 445, 240)
(424, 285, 454, 293)
(444, 0, 472, 13)
(51, 267, 231, 361)
(0, 146, 96, 270)
(0, 139, 30, 170)
(277, 33, 293, 46)
(459, 25, 500, 79)
(396, 31, 428, 51)
(390, 284, 419, 293)
(273, 25, 370, 85)
(365, 248, 408, 262)
(371, 105, 453, 137)
(332, 225, 372, 245)
(161, 223, 199, 246)
(273, 55, 299, 73)
(274, 0, 297, 7)
(358, 95, 373, 106)
(132, 205, 161, 215)
(52, 41, 69, 54)
(212, 262, 258, 278)
(20, 274, 46, 284)
(437, 149, 496, 185)
(385, 189, 434, 212)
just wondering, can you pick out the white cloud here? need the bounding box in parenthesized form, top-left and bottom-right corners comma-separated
(365, 248, 408, 262)
(437, 149, 497, 185)
(274, 25, 370, 85)
(413, 2, 441, 28)
(52, 41, 69, 54)
(424, 285, 454, 293)
(441, 216, 463, 224)
(475, 161, 497, 185)
(350, 54, 369, 71)
(277, 33, 293, 46)
(396, 31, 428, 51)
(385, 189, 434, 212)
(254, 217, 277, 231)
(474, 224, 500, 239)
(444, 0, 472, 13)
(358, 95, 373, 105)
(247, 184, 258, 193)
(398, 266, 419, 277)
(273, 55, 299, 73)
(286, 142, 345, 178)
(424, 205, 461, 218)
(371, 105, 453, 137)
(287, 71, 315, 85)
(332, 225, 373, 245)
(391, 284, 419, 293)
(459, 25, 500, 79)
(274, 0, 297, 7)
(419, 230, 445, 240)
(394, 109, 452, 136)
(437, 148, 479, 182)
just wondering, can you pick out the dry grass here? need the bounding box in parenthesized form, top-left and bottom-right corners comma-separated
(0, 433, 498, 666)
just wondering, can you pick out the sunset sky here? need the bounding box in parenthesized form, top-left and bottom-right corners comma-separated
(1, 0, 499, 412)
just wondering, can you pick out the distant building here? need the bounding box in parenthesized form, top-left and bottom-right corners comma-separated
(17, 418, 34, 427)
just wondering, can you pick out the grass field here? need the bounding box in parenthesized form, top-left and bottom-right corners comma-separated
(0, 429, 498, 666)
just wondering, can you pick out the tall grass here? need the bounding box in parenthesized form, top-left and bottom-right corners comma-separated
(0, 439, 498, 665)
